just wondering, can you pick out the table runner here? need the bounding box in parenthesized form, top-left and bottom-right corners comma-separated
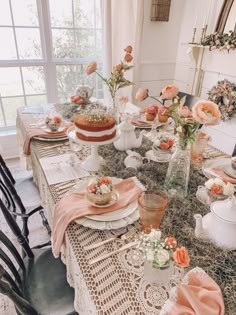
(16, 107, 236, 315)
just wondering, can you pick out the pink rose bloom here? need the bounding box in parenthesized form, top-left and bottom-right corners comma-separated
(178, 106, 192, 118)
(135, 88, 149, 101)
(146, 104, 158, 115)
(160, 85, 179, 100)
(192, 101, 221, 125)
(86, 62, 97, 75)
(114, 64, 122, 72)
(159, 105, 168, 115)
(124, 45, 133, 54)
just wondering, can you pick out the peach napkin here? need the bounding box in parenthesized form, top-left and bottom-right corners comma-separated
(52, 177, 145, 257)
(160, 267, 225, 315)
(204, 167, 236, 184)
(23, 128, 66, 155)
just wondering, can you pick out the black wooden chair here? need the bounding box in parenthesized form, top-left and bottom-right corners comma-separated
(0, 159, 51, 241)
(0, 197, 77, 315)
(161, 92, 201, 109)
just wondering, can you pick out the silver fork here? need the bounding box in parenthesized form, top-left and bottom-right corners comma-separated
(84, 226, 137, 251)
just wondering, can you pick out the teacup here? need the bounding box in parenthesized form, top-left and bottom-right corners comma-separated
(124, 151, 149, 170)
(232, 156, 236, 171)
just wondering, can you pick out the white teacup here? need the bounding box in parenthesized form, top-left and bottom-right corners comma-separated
(124, 151, 149, 170)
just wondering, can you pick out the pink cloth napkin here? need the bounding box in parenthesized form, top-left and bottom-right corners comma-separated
(204, 167, 236, 184)
(160, 267, 225, 315)
(23, 128, 66, 155)
(52, 177, 144, 257)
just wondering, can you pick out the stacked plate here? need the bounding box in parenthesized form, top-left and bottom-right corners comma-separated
(34, 127, 68, 142)
(203, 157, 236, 182)
(67, 177, 139, 230)
(131, 114, 168, 129)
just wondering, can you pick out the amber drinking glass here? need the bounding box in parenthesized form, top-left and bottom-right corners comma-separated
(191, 132, 210, 163)
(138, 191, 168, 233)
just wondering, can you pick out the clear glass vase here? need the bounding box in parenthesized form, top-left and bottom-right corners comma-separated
(106, 94, 119, 124)
(143, 261, 174, 285)
(164, 134, 191, 198)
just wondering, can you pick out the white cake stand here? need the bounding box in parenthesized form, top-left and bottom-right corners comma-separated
(67, 127, 120, 172)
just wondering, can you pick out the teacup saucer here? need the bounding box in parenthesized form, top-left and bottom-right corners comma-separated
(223, 165, 236, 179)
(85, 190, 119, 208)
(145, 150, 171, 163)
(44, 127, 64, 133)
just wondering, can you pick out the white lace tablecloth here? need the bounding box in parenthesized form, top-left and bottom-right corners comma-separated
(16, 107, 185, 315)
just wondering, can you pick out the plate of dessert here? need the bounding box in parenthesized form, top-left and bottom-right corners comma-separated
(68, 176, 139, 223)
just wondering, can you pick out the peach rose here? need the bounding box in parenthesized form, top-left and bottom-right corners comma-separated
(146, 104, 158, 115)
(86, 61, 97, 75)
(211, 184, 223, 195)
(114, 64, 122, 72)
(124, 45, 133, 53)
(70, 95, 85, 104)
(135, 88, 149, 101)
(192, 101, 221, 125)
(173, 246, 190, 267)
(54, 116, 62, 124)
(124, 53, 133, 63)
(160, 85, 179, 100)
(178, 106, 192, 118)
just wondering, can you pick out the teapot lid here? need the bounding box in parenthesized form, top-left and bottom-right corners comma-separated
(211, 197, 236, 223)
(119, 117, 135, 131)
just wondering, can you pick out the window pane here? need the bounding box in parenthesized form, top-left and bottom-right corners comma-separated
(0, 28, 17, 60)
(74, 0, 94, 28)
(76, 30, 95, 58)
(52, 29, 75, 59)
(11, 0, 39, 26)
(95, 0, 102, 28)
(0, 68, 23, 96)
(2, 97, 25, 126)
(16, 28, 42, 59)
(0, 106, 5, 127)
(49, 0, 73, 28)
(26, 94, 47, 106)
(22, 66, 46, 94)
(0, 0, 12, 26)
(96, 30, 102, 58)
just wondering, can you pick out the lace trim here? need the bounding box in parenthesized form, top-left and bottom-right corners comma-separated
(182, 266, 206, 285)
(132, 176, 146, 191)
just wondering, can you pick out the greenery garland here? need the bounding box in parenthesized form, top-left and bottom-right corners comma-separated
(201, 31, 236, 52)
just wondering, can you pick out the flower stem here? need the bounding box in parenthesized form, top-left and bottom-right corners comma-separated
(149, 96, 163, 105)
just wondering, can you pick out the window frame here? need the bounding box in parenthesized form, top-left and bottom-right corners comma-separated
(0, 0, 102, 131)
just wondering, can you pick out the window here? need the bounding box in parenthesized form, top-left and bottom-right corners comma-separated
(0, 0, 102, 129)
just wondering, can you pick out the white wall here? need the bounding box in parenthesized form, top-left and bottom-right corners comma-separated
(174, 0, 236, 98)
(136, 0, 186, 106)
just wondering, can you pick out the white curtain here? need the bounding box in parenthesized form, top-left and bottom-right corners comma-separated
(100, 0, 144, 102)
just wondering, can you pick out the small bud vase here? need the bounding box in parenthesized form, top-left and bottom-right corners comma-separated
(143, 261, 174, 285)
(164, 134, 191, 198)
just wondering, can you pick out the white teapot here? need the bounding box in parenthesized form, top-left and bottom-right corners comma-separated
(114, 117, 144, 151)
(194, 197, 236, 249)
(75, 85, 94, 103)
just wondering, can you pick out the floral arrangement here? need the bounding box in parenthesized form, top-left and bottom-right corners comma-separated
(87, 177, 113, 195)
(201, 31, 236, 52)
(204, 178, 235, 200)
(45, 116, 62, 131)
(153, 134, 174, 150)
(138, 229, 190, 269)
(136, 85, 221, 149)
(208, 79, 236, 120)
(86, 45, 134, 102)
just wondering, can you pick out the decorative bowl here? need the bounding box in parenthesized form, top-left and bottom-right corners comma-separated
(86, 190, 113, 205)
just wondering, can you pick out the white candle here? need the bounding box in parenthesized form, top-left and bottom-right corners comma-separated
(195, 15, 198, 28)
(205, 0, 212, 25)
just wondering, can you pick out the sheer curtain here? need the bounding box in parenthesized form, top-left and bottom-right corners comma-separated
(100, 0, 144, 102)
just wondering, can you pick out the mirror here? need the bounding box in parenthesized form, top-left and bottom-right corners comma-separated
(215, 0, 236, 33)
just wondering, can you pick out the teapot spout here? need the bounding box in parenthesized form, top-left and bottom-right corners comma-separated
(194, 214, 204, 238)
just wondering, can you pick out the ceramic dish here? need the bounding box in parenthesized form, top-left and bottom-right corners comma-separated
(223, 165, 236, 179)
(44, 127, 64, 133)
(85, 190, 119, 208)
(34, 135, 68, 142)
(202, 157, 231, 179)
(145, 150, 172, 163)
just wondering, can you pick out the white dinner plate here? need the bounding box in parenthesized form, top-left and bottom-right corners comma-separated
(202, 157, 232, 179)
(223, 165, 236, 179)
(34, 135, 68, 142)
(67, 177, 138, 222)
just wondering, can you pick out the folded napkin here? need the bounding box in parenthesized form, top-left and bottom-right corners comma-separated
(52, 177, 145, 257)
(160, 267, 225, 315)
(131, 118, 152, 126)
(204, 167, 236, 184)
(23, 128, 66, 155)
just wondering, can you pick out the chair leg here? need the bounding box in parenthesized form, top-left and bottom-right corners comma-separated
(39, 210, 51, 235)
(22, 217, 29, 243)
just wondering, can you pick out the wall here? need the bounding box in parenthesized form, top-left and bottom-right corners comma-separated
(174, 0, 236, 99)
(136, 0, 186, 106)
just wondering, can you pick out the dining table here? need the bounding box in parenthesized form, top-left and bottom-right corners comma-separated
(16, 104, 236, 315)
